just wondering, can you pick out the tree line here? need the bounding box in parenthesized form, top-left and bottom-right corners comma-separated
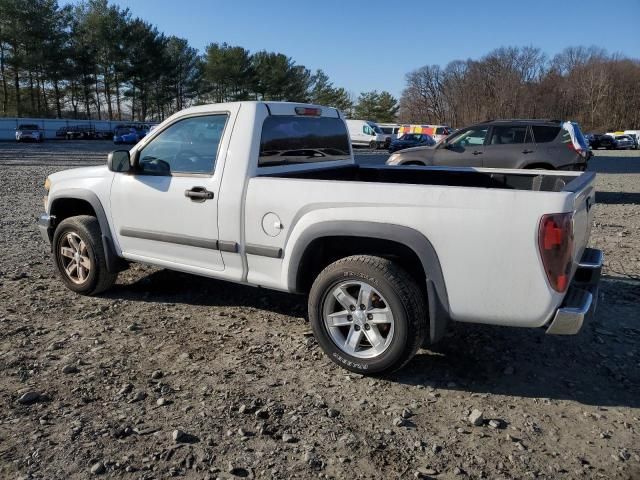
(0, 0, 400, 122)
(399, 46, 640, 131)
(8, 0, 633, 131)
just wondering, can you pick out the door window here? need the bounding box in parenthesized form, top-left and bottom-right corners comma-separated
(137, 115, 228, 175)
(449, 128, 488, 147)
(489, 125, 530, 145)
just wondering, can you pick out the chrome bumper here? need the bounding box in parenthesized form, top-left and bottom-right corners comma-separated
(546, 248, 603, 335)
(37, 213, 55, 245)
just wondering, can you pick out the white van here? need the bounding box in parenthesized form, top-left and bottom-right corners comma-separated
(345, 119, 386, 149)
(378, 123, 401, 146)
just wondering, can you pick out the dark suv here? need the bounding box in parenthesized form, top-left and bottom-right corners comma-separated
(588, 134, 617, 150)
(386, 119, 591, 170)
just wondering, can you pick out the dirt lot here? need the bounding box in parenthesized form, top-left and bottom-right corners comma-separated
(0, 141, 639, 479)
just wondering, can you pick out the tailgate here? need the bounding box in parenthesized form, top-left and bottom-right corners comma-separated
(569, 173, 597, 272)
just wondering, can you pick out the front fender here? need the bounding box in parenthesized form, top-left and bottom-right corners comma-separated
(47, 189, 125, 273)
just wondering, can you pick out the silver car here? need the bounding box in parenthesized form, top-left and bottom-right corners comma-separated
(614, 135, 635, 150)
(16, 124, 43, 142)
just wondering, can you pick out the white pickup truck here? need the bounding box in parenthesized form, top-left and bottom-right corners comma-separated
(38, 101, 603, 374)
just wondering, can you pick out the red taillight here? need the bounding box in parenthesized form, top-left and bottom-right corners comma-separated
(295, 107, 322, 116)
(538, 213, 574, 293)
(567, 141, 587, 158)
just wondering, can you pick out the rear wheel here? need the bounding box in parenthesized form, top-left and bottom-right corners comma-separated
(308, 255, 427, 374)
(53, 215, 117, 295)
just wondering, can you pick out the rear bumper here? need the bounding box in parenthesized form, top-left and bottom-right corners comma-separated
(546, 248, 603, 335)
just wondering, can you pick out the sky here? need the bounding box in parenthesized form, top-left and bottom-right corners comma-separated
(62, 0, 640, 99)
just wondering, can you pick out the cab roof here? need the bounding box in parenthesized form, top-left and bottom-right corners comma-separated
(174, 101, 341, 119)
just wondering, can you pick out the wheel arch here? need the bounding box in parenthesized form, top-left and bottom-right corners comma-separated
(49, 189, 125, 273)
(287, 221, 450, 343)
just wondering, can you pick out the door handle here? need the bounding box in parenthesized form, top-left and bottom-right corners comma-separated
(472, 150, 483, 155)
(185, 187, 214, 202)
(522, 149, 534, 154)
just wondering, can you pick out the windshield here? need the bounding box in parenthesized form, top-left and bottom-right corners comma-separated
(18, 124, 38, 130)
(367, 122, 382, 134)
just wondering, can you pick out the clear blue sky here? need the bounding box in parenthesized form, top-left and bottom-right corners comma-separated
(63, 0, 640, 99)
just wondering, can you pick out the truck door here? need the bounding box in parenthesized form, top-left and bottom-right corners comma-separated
(110, 112, 231, 272)
(431, 126, 487, 167)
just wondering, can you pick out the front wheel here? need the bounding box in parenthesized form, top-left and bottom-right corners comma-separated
(53, 215, 117, 295)
(308, 255, 427, 374)
(369, 140, 377, 150)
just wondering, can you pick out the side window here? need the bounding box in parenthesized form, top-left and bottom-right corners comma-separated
(436, 127, 445, 135)
(362, 125, 373, 136)
(138, 115, 228, 175)
(489, 125, 529, 145)
(532, 125, 561, 143)
(449, 128, 488, 147)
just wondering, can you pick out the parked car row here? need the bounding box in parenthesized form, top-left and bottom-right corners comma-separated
(14, 122, 158, 143)
(55, 125, 113, 140)
(346, 120, 454, 151)
(585, 131, 639, 150)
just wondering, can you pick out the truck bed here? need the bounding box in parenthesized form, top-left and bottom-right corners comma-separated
(260, 164, 593, 193)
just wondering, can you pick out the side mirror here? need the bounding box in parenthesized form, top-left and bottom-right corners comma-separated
(107, 150, 131, 172)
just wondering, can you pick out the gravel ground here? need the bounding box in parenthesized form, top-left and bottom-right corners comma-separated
(0, 141, 639, 479)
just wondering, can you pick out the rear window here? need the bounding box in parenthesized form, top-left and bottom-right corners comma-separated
(532, 125, 561, 143)
(259, 116, 351, 167)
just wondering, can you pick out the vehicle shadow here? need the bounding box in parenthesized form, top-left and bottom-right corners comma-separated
(103, 268, 308, 318)
(104, 269, 639, 408)
(595, 191, 640, 205)
(392, 275, 640, 408)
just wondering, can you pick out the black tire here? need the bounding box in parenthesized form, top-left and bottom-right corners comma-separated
(308, 255, 427, 374)
(52, 215, 117, 295)
(369, 140, 377, 150)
